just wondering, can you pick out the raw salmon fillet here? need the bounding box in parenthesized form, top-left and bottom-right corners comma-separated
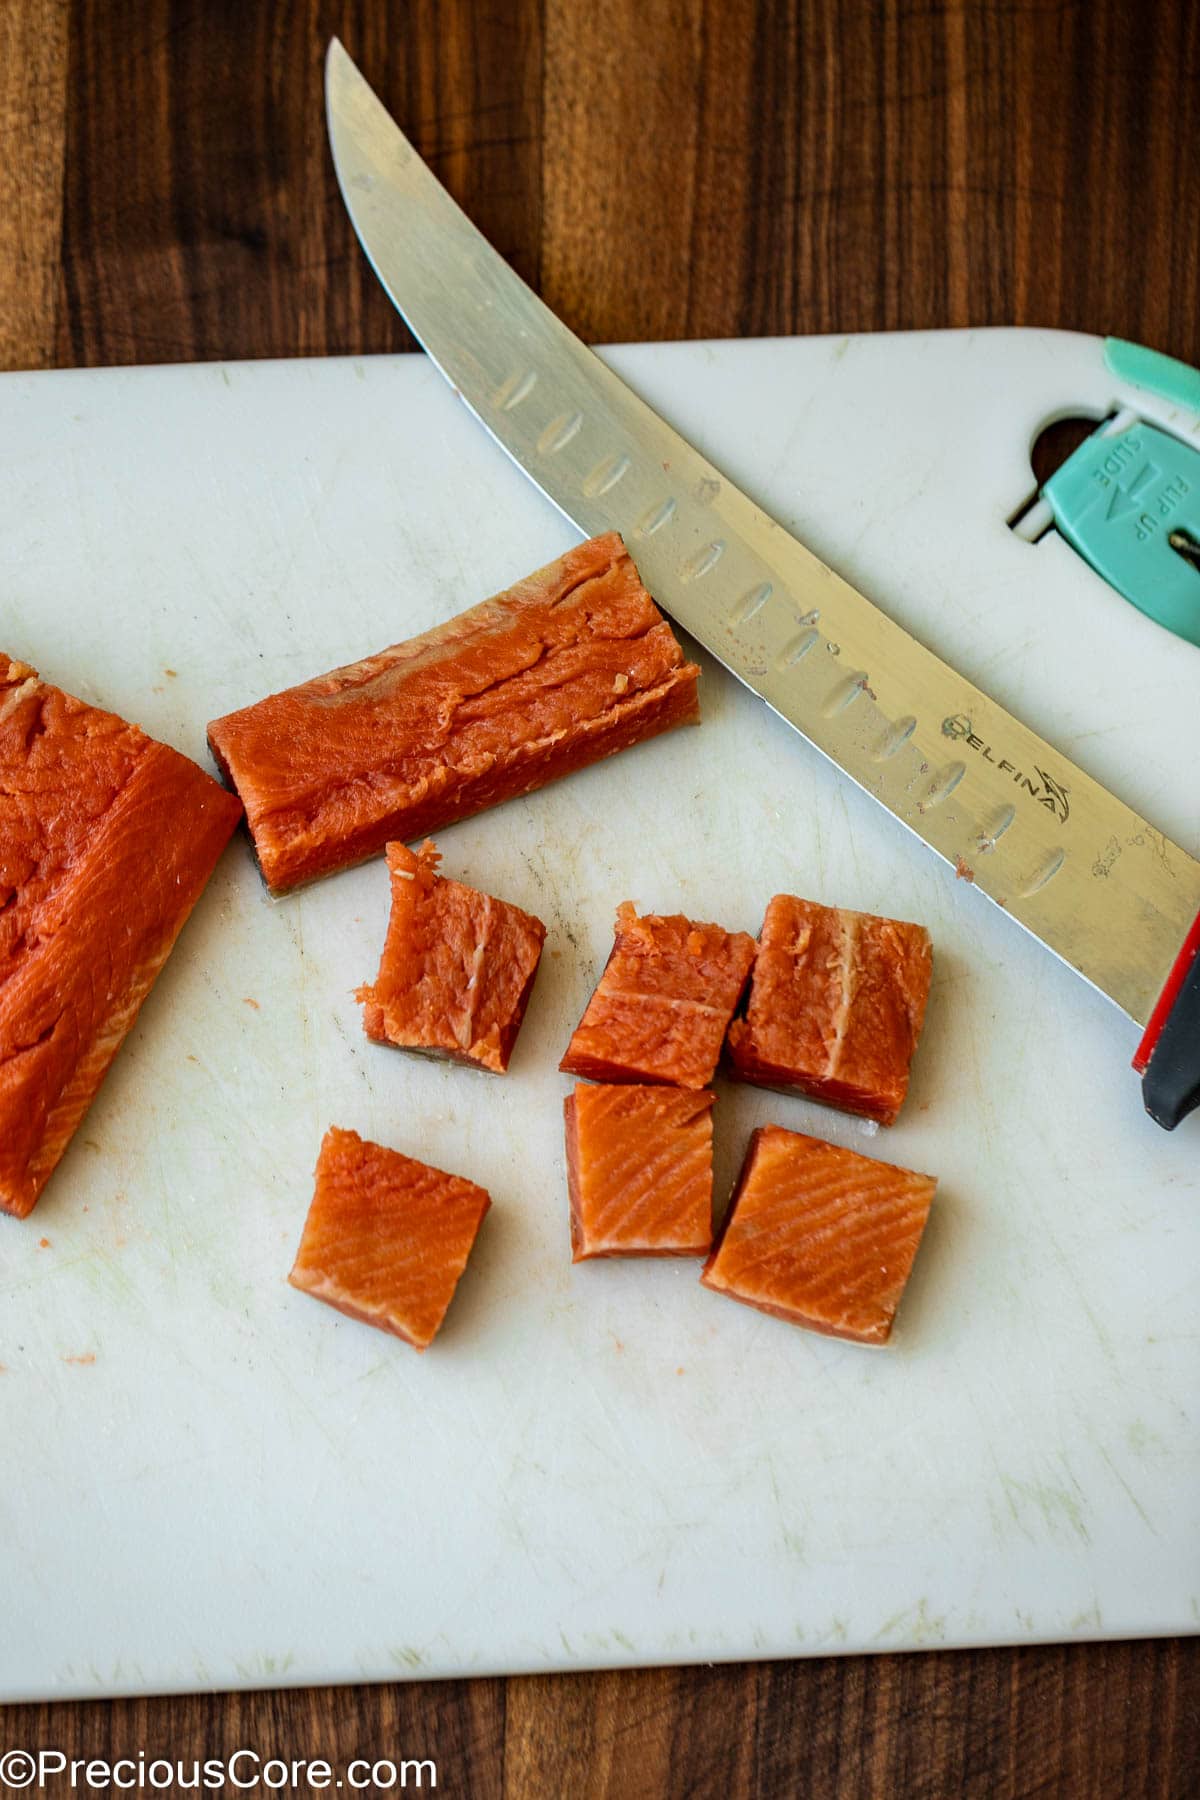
(207, 533, 701, 894)
(727, 895, 933, 1125)
(701, 1125, 936, 1345)
(288, 1125, 491, 1350)
(560, 904, 756, 1089)
(564, 1083, 714, 1261)
(0, 658, 242, 1221)
(357, 840, 546, 1073)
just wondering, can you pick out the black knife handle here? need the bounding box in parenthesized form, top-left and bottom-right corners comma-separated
(1138, 913, 1200, 1129)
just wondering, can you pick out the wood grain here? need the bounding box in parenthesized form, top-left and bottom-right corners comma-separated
(1, 0, 1198, 1794)
(502, 1641, 1200, 1798)
(52, 0, 545, 367)
(3, 0, 1196, 373)
(2, 1643, 1198, 1797)
(0, 0, 68, 369)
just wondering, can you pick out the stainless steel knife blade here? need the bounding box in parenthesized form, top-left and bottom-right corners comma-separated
(325, 37, 1200, 1033)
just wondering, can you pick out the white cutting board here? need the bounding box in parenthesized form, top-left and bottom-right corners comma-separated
(1, 331, 1197, 1703)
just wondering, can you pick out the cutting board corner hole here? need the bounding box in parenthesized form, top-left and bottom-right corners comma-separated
(1008, 413, 1117, 541)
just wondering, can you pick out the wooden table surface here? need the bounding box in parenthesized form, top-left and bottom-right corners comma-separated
(2, 0, 1197, 1793)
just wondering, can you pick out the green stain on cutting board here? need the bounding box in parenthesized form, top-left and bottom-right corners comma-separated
(999, 1473, 1090, 1546)
(233, 1652, 295, 1681)
(1125, 1418, 1165, 1456)
(872, 1598, 946, 1646)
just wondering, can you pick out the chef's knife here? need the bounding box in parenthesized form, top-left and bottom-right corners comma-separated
(325, 38, 1200, 1128)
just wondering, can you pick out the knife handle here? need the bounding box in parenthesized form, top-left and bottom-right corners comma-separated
(1135, 910, 1200, 1128)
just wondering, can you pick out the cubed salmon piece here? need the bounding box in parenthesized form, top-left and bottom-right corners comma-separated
(560, 904, 755, 1089)
(288, 1126, 491, 1350)
(207, 533, 701, 894)
(357, 841, 546, 1073)
(727, 895, 932, 1125)
(0, 658, 243, 1220)
(701, 1126, 936, 1345)
(564, 1083, 714, 1261)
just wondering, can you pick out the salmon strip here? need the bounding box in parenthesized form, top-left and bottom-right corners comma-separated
(208, 533, 701, 894)
(289, 1126, 491, 1350)
(357, 841, 546, 1073)
(560, 904, 755, 1089)
(727, 895, 933, 1125)
(0, 657, 243, 1220)
(564, 1083, 714, 1261)
(701, 1125, 936, 1345)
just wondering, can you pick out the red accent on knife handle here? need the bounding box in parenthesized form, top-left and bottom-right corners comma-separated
(1135, 909, 1200, 1130)
(1133, 909, 1200, 1074)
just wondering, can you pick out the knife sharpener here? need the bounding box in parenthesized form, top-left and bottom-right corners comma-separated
(1012, 340, 1200, 649)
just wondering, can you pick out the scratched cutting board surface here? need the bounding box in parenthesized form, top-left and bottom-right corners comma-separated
(1, 331, 1198, 1702)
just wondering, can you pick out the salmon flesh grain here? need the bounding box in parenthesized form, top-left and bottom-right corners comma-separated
(561, 904, 755, 1089)
(728, 896, 933, 1125)
(289, 1125, 492, 1350)
(701, 1125, 937, 1345)
(357, 840, 546, 1074)
(208, 533, 701, 893)
(564, 1082, 714, 1260)
(0, 658, 242, 1220)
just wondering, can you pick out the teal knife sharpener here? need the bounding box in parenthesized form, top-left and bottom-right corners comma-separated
(1026, 339, 1200, 648)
